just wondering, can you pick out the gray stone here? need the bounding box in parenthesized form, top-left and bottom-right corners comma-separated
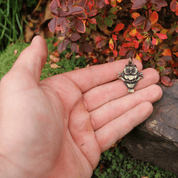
(124, 79, 178, 175)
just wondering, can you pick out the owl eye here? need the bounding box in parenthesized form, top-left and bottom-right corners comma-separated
(132, 68, 135, 73)
(126, 68, 130, 73)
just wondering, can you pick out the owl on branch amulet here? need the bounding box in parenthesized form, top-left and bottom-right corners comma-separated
(118, 61, 143, 93)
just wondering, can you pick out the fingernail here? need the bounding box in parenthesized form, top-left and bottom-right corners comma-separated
(31, 36, 38, 44)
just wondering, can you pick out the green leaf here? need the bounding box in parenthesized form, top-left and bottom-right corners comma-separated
(104, 17, 113, 27)
(142, 4, 147, 9)
(167, 32, 172, 41)
(159, 66, 165, 72)
(109, 6, 119, 13)
(86, 27, 91, 34)
(89, 22, 96, 30)
(108, 13, 117, 19)
(96, 16, 107, 31)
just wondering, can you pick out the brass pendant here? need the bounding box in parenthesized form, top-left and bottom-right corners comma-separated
(118, 58, 143, 93)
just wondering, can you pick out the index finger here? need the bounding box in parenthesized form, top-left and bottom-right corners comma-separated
(62, 59, 142, 93)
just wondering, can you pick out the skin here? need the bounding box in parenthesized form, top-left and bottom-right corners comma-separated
(0, 36, 163, 178)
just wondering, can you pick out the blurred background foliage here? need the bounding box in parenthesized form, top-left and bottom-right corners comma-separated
(0, 0, 38, 51)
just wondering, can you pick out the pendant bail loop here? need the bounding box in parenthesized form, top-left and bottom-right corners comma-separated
(128, 57, 133, 65)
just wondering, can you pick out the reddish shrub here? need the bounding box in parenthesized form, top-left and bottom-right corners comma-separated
(48, 0, 178, 86)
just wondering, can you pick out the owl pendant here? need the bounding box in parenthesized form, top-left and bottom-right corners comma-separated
(118, 59, 143, 93)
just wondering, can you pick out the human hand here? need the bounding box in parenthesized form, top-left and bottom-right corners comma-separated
(0, 36, 162, 178)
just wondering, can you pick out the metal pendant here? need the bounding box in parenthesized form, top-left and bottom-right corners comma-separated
(118, 58, 143, 93)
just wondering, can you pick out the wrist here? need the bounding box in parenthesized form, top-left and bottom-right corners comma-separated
(0, 154, 50, 178)
(0, 154, 27, 178)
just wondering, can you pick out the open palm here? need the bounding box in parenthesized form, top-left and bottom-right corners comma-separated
(0, 36, 162, 178)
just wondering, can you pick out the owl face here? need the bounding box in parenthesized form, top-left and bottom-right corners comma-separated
(123, 65, 138, 75)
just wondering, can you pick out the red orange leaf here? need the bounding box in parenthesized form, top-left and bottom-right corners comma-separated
(174, 51, 178, 57)
(68, 6, 84, 15)
(172, 62, 178, 68)
(133, 16, 146, 27)
(48, 18, 56, 32)
(59, 0, 67, 11)
(112, 34, 118, 41)
(88, 18, 97, 24)
(132, 12, 140, 19)
(88, 0, 95, 10)
(161, 76, 173, 86)
(96, 40, 105, 48)
(70, 43, 79, 52)
(122, 42, 132, 48)
(89, 9, 98, 17)
(152, 23, 163, 31)
(144, 19, 151, 31)
(113, 23, 125, 32)
(133, 40, 139, 48)
(93, 58, 98, 63)
(173, 68, 178, 76)
(156, 33, 167, 39)
(102, 48, 111, 54)
(78, 0, 87, 7)
(53, 41, 60, 47)
(113, 50, 118, 57)
(161, 67, 172, 75)
(75, 19, 86, 33)
(105, 0, 110, 4)
(148, 48, 156, 54)
(95, 36, 102, 42)
(143, 54, 150, 61)
(49, 0, 58, 11)
(176, 5, 178, 16)
(70, 33, 81, 41)
(152, 37, 158, 45)
(162, 49, 171, 56)
(136, 33, 145, 39)
(131, 0, 147, 9)
(129, 28, 137, 36)
(58, 39, 71, 53)
(96, 0, 105, 8)
(160, 56, 172, 61)
(109, 39, 114, 50)
(119, 46, 129, 56)
(170, 0, 177, 12)
(142, 40, 150, 52)
(150, 11, 158, 24)
(150, 0, 167, 7)
(157, 59, 166, 66)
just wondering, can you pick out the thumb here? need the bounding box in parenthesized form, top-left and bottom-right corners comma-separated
(4, 36, 48, 87)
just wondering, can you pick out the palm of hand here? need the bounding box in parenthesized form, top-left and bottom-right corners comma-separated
(0, 36, 162, 178)
(40, 73, 101, 178)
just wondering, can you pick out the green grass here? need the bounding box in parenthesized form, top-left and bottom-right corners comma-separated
(92, 141, 177, 178)
(0, 39, 177, 178)
(0, 0, 23, 51)
(0, 41, 29, 79)
(0, 38, 86, 80)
